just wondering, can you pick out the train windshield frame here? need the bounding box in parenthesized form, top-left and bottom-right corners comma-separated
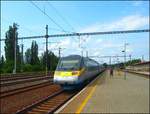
(56, 58, 81, 71)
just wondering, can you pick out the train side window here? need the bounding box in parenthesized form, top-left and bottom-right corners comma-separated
(80, 58, 84, 70)
(84, 58, 89, 69)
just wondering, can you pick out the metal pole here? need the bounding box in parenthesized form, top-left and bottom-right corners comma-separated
(0, 38, 1, 61)
(13, 27, 17, 74)
(117, 57, 119, 68)
(124, 43, 127, 80)
(78, 35, 83, 56)
(81, 50, 83, 57)
(59, 47, 61, 58)
(142, 55, 144, 62)
(78, 35, 80, 48)
(21, 44, 24, 72)
(109, 56, 111, 68)
(45, 25, 48, 76)
(86, 51, 88, 57)
(50, 51, 52, 72)
(129, 54, 131, 61)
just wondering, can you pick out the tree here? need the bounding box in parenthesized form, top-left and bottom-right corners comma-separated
(125, 59, 141, 66)
(41, 51, 58, 71)
(0, 56, 5, 65)
(31, 41, 39, 65)
(0, 56, 5, 73)
(25, 48, 31, 64)
(103, 63, 108, 68)
(113, 59, 142, 69)
(24, 41, 42, 72)
(4, 23, 21, 73)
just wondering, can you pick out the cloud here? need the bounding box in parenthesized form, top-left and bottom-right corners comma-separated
(47, 38, 80, 56)
(39, 14, 148, 61)
(60, 39, 71, 48)
(77, 14, 149, 61)
(109, 15, 149, 30)
(80, 14, 149, 32)
(132, 1, 143, 6)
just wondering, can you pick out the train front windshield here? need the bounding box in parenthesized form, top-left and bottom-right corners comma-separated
(56, 59, 80, 71)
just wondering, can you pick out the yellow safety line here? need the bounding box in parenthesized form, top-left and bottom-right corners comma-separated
(75, 83, 97, 114)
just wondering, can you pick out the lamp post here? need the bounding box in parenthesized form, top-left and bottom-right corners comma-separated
(122, 43, 129, 80)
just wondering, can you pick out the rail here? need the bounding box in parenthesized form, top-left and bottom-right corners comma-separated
(16, 90, 76, 114)
(0, 82, 53, 98)
(0, 76, 52, 87)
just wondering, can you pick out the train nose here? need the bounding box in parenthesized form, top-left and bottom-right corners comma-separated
(53, 75, 78, 84)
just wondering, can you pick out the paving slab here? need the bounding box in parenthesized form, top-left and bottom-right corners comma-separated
(82, 70, 149, 113)
(56, 70, 149, 113)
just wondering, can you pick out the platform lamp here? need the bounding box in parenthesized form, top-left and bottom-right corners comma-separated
(122, 43, 129, 80)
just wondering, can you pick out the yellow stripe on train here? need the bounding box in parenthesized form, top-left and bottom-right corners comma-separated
(54, 68, 85, 77)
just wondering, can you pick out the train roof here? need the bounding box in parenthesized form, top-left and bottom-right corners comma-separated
(61, 55, 99, 64)
(61, 55, 82, 59)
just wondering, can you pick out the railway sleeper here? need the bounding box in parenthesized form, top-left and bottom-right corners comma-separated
(31, 108, 49, 112)
(45, 100, 63, 104)
(43, 101, 63, 106)
(39, 104, 52, 107)
(26, 111, 41, 114)
(36, 106, 52, 110)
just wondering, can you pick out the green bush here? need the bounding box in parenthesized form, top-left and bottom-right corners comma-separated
(2, 61, 14, 73)
(23, 64, 33, 72)
(32, 64, 43, 71)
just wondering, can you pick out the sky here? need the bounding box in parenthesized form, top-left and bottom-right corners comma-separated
(1, 1, 149, 64)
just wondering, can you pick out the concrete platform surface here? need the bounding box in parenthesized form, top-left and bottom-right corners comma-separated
(56, 70, 149, 113)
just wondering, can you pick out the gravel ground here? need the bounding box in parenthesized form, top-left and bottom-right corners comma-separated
(0, 84, 61, 114)
(0, 79, 52, 92)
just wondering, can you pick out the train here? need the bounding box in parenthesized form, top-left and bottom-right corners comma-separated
(53, 55, 104, 89)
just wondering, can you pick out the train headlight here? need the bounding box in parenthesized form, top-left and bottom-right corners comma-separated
(72, 71, 79, 75)
(55, 71, 60, 75)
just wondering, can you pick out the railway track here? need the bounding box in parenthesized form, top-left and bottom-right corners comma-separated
(0, 83, 61, 114)
(0, 76, 52, 87)
(0, 75, 52, 82)
(0, 72, 54, 79)
(0, 81, 53, 98)
(16, 90, 77, 114)
(0, 75, 54, 98)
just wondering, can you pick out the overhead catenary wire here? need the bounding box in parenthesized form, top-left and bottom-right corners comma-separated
(1, 17, 45, 37)
(1, 2, 78, 39)
(89, 55, 131, 58)
(48, 27, 76, 34)
(30, 1, 66, 33)
(47, 2, 76, 32)
(0, 29, 149, 41)
(2, 15, 75, 36)
(30, 1, 78, 42)
(46, 1, 79, 42)
(48, 29, 150, 37)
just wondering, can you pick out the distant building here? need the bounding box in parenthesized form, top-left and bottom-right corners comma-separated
(126, 61, 150, 72)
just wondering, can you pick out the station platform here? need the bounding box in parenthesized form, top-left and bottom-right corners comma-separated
(126, 70, 150, 77)
(55, 70, 149, 113)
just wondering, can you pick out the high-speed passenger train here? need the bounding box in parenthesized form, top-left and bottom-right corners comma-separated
(53, 55, 104, 89)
